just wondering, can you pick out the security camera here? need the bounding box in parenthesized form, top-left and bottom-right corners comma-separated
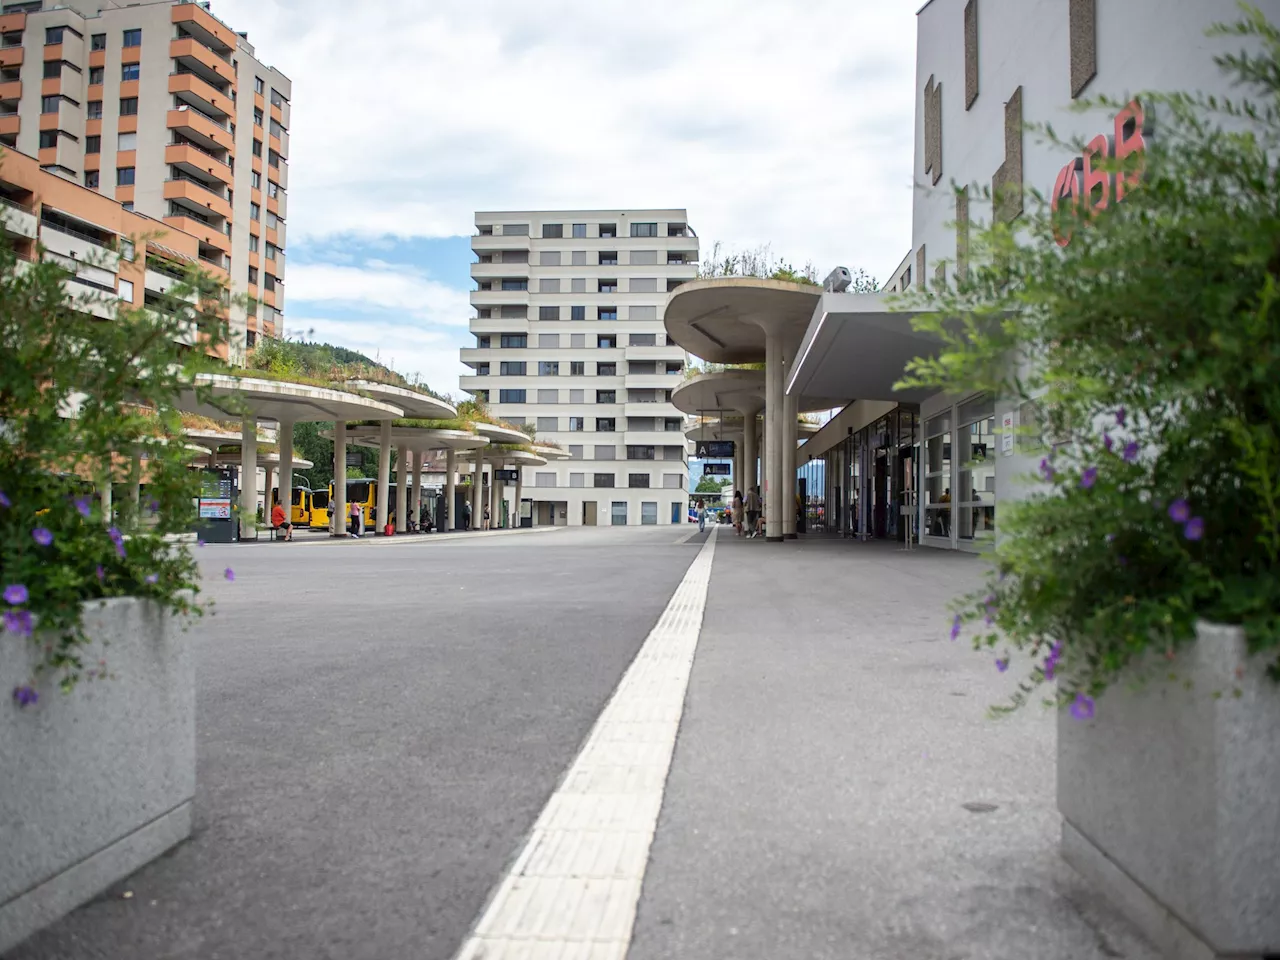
(824, 267, 852, 293)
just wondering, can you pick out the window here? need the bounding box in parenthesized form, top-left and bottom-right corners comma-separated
(664, 417, 682, 431)
(41, 95, 59, 114)
(500, 333, 527, 348)
(597, 363, 617, 376)
(572, 223, 586, 238)
(499, 361, 527, 375)
(117, 278, 133, 302)
(91, 33, 106, 50)
(477, 335, 491, 348)
(87, 100, 102, 119)
(268, 149, 280, 168)
(538, 361, 559, 376)
(245, 329, 257, 348)
(597, 418, 616, 432)
(121, 63, 139, 82)
(121, 202, 133, 212)
(668, 278, 687, 293)
(957, 396, 996, 541)
(597, 390, 616, 403)
(571, 305, 585, 321)
(500, 305, 528, 319)
(668, 223, 687, 237)
(571, 250, 587, 266)
(499, 389, 527, 403)
(570, 472, 585, 487)
(538, 333, 559, 348)
(630, 278, 658, 293)
(641, 502, 659, 525)
(84, 170, 99, 188)
(663, 446, 684, 461)
(89, 65, 104, 85)
(599, 308, 618, 322)
(631, 250, 658, 265)
(263, 274, 276, 292)
(119, 97, 138, 115)
(254, 76, 264, 95)
(663, 474, 684, 489)
(571, 334, 586, 348)
(269, 118, 284, 138)
(253, 107, 263, 127)
(265, 243, 277, 261)
(665, 362, 682, 375)
(249, 202, 260, 221)
(534, 472, 556, 488)
(598, 279, 618, 293)
(536, 389, 558, 404)
(539, 250, 561, 266)
(598, 336, 617, 350)
(117, 131, 136, 151)
(569, 417, 585, 432)
(599, 223, 617, 238)
(594, 474, 615, 488)
(629, 334, 657, 347)
(43, 62, 61, 80)
(501, 278, 527, 291)
(571, 277, 586, 293)
(628, 446, 656, 460)
(250, 139, 262, 158)
(631, 222, 658, 237)
(629, 474, 651, 489)
(541, 223, 562, 238)
(599, 251, 618, 265)
(475, 390, 489, 402)
(570, 361, 585, 376)
(248, 266, 259, 284)
(502, 223, 529, 236)
(248, 234, 259, 253)
(122, 28, 141, 47)
(38, 130, 58, 149)
(537, 278, 559, 293)
(251, 170, 261, 188)
(570, 389, 585, 404)
(45, 26, 64, 44)
(536, 415, 559, 433)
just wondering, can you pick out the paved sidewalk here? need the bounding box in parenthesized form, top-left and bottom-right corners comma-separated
(628, 537, 1158, 960)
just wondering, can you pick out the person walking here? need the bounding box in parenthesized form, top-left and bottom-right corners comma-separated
(746, 486, 761, 539)
(731, 489, 745, 536)
(697, 501, 707, 533)
(349, 499, 361, 539)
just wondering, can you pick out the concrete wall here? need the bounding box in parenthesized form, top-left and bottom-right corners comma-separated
(0, 598, 195, 954)
(1058, 621, 1280, 957)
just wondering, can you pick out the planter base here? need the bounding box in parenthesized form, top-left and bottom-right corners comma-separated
(0, 801, 191, 954)
(1063, 820, 1229, 960)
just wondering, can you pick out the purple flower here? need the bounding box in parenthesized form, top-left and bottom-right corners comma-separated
(1105, 533, 1116, 543)
(12, 685, 38, 708)
(1070, 693, 1096, 720)
(0, 489, 9, 508)
(73, 497, 92, 519)
(224, 568, 235, 582)
(147, 499, 159, 515)
(144, 573, 159, 585)
(996, 657, 1009, 673)
(1080, 467, 1098, 489)
(1184, 516, 1204, 541)
(1044, 642, 1063, 681)
(3, 584, 28, 606)
(1168, 499, 1191, 523)
(3, 609, 32, 636)
(108, 526, 126, 559)
(950, 614, 961, 641)
(32, 528, 53, 547)
(96, 565, 105, 582)
(1123, 441, 1139, 463)
(1039, 458, 1056, 482)
(197, 538, 205, 547)
(1103, 434, 1114, 452)
(1115, 407, 1126, 427)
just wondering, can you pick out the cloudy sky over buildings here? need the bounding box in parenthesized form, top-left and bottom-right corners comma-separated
(215, 0, 919, 394)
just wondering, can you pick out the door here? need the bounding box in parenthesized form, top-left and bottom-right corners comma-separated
(671, 501, 682, 524)
(874, 451, 888, 538)
(611, 502, 627, 526)
(641, 502, 657, 525)
(583, 501, 598, 526)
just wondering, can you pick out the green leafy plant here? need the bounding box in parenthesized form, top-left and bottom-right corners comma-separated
(896, 6, 1280, 714)
(1, 224, 229, 699)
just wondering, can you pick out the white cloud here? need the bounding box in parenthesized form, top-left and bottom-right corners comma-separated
(211, 0, 919, 281)
(286, 262, 470, 326)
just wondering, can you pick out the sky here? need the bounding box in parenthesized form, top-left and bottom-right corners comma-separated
(214, 0, 920, 397)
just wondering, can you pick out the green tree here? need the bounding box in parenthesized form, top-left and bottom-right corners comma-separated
(694, 474, 731, 494)
(897, 6, 1280, 712)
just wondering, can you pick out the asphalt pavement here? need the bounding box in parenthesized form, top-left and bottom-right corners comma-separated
(7, 526, 700, 960)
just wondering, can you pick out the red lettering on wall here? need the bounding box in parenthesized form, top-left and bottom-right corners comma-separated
(1051, 98, 1148, 247)
(1113, 99, 1147, 201)
(1052, 158, 1082, 247)
(1082, 134, 1111, 213)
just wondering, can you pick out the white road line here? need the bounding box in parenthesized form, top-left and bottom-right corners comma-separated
(453, 526, 718, 960)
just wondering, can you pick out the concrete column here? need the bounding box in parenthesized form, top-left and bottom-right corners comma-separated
(410, 448, 422, 530)
(513, 470, 523, 529)
(333, 420, 347, 538)
(278, 419, 295, 526)
(740, 405, 760, 498)
(376, 419, 392, 534)
(783, 364, 799, 540)
(764, 334, 784, 541)
(471, 448, 484, 530)
(489, 467, 499, 529)
(395, 444, 408, 533)
(446, 448, 457, 531)
(263, 465, 275, 514)
(240, 415, 258, 540)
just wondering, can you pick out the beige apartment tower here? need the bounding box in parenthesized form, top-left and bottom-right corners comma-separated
(462, 209, 699, 527)
(0, 0, 290, 350)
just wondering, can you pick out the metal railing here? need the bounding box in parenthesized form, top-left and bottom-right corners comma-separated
(40, 215, 113, 248)
(165, 173, 226, 200)
(0, 192, 33, 213)
(168, 137, 230, 166)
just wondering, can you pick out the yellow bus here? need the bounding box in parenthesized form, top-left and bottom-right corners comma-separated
(320, 478, 379, 533)
(309, 488, 330, 531)
(271, 485, 312, 526)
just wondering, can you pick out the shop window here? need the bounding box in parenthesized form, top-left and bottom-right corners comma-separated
(955, 395, 996, 540)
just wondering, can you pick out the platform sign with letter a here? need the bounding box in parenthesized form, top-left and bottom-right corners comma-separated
(703, 463, 731, 476)
(695, 440, 735, 459)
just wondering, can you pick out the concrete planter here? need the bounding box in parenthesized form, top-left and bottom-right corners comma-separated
(0, 598, 195, 953)
(1058, 621, 1280, 960)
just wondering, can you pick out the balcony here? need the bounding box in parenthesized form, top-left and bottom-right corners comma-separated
(471, 288, 529, 307)
(169, 71, 233, 119)
(166, 105, 233, 152)
(624, 343, 683, 361)
(624, 373, 682, 390)
(472, 233, 530, 253)
(266, 250, 283, 280)
(145, 267, 198, 303)
(470, 315, 527, 334)
(0, 114, 16, 138)
(164, 177, 232, 220)
(195, 251, 228, 279)
(457, 375, 492, 394)
(169, 36, 234, 86)
(623, 431, 685, 448)
(165, 140, 232, 185)
(266, 187, 286, 219)
(40, 217, 120, 270)
(0, 12, 25, 33)
(0, 47, 20, 69)
(0, 78, 18, 102)
(471, 260, 529, 280)
(171, 2, 239, 54)
(164, 214, 230, 254)
(624, 401, 677, 418)
(0, 196, 36, 239)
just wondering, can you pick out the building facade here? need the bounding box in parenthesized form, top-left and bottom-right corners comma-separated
(0, 0, 290, 352)
(462, 209, 699, 526)
(792, 0, 1252, 551)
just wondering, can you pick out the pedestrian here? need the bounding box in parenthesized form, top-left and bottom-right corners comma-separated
(270, 499, 293, 541)
(349, 499, 361, 538)
(746, 486, 761, 539)
(483, 506, 490, 530)
(697, 501, 707, 533)
(732, 489, 744, 536)
(463, 501, 472, 531)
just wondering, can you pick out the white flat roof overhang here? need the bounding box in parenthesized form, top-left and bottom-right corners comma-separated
(345, 380, 457, 420)
(787, 292, 942, 404)
(180, 375, 405, 424)
(664, 278, 822, 364)
(671, 370, 841, 417)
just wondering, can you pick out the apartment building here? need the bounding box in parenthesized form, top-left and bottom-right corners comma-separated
(0, 0, 290, 352)
(462, 209, 699, 527)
